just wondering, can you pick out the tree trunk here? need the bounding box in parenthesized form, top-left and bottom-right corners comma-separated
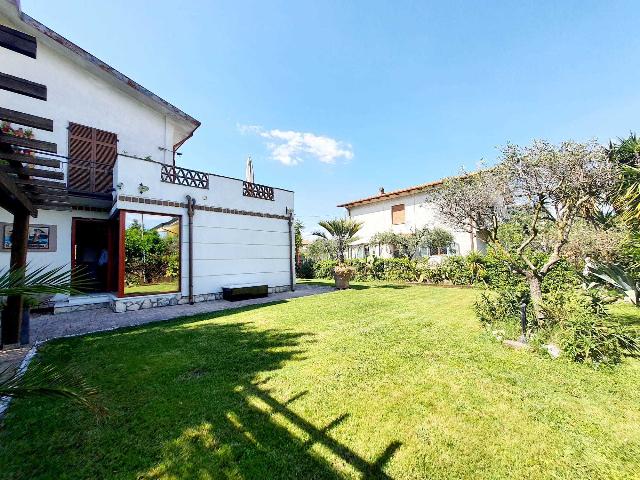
(525, 271, 545, 326)
(338, 243, 345, 264)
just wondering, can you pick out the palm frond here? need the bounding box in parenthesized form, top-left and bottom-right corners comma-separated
(0, 362, 99, 411)
(0, 264, 90, 297)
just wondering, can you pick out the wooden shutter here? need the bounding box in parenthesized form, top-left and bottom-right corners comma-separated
(391, 204, 405, 225)
(68, 123, 117, 194)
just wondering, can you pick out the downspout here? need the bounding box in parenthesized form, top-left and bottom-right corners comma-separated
(287, 208, 295, 291)
(186, 195, 195, 304)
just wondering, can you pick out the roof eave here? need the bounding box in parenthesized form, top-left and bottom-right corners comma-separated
(20, 13, 201, 129)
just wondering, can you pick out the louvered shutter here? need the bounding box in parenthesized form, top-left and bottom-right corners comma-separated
(68, 123, 117, 194)
(391, 204, 405, 224)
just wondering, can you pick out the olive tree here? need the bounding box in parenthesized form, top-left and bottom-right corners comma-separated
(369, 227, 454, 259)
(429, 140, 617, 324)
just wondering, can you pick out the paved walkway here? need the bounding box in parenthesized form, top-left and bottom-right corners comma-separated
(30, 284, 333, 343)
(0, 285, 333, 374)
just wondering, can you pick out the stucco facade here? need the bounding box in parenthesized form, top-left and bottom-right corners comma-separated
(339, 187, 480, 259)
(0, 2, 295, 312)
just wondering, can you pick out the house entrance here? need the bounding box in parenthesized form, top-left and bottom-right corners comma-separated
(71, 218, 118, 293)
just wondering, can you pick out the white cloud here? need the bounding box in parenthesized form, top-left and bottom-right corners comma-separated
(238, 124, 353, 166)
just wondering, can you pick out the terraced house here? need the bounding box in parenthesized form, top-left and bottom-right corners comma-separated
(0, 0, 295, 318)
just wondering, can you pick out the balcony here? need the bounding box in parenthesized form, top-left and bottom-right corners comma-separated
(160, 164, 209, 189)
(243, 181, 274, 201)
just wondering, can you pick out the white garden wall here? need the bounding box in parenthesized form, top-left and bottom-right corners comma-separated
(115, 157, 295, 296)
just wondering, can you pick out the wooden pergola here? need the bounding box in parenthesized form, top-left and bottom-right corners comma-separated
(1, 24, 69, 346)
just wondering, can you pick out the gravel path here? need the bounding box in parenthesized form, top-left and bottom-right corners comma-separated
(30, 284, 333, 343)
(0, 285, 333, 376)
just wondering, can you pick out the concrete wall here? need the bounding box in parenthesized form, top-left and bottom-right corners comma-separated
(346, 191, 478, 256)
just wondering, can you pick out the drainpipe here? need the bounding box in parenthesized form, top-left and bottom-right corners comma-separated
(287, 208, 295, 291)
(186, 195, 195, 304)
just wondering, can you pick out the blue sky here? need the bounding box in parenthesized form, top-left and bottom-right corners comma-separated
(24, 0, 640, 233)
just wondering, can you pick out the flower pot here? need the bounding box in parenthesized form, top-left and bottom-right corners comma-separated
(334, 273, 351, 290)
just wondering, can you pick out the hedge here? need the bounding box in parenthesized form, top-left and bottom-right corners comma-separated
(297, 253, 581, 290)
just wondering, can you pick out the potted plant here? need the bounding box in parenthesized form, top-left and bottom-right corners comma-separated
(312, 218, 362, 289)
(334, 264, 356, 289)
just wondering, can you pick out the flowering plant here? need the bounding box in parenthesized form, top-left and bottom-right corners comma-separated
(1, 122, 35, 156)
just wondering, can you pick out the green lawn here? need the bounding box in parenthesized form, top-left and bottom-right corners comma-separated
(1, 282, 639, 479)
(124, 281, 179, 295)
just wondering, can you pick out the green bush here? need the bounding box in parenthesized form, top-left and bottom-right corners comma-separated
(296, 258, 315, 279)
(541, 289, 639, 365)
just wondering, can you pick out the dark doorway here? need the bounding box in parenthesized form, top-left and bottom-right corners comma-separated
(71, 218, 113, 293)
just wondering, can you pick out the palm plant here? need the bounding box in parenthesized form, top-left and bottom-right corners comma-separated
(0, 264, 97, 410)
(0, 363, 97, 409)
(313, 218, 363, 263)
(608, 133, 640, 226)
(585, 260, 639, 306)
(0, 263, 86, 297)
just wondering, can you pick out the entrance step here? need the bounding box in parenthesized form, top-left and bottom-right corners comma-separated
(54, 294, 112, 313)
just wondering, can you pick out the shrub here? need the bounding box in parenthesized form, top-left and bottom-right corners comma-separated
(557, 312, 638, 365)
(296, 258, 315, 279)
(540, 289, 639, 365)
(314, 260, 338, 279)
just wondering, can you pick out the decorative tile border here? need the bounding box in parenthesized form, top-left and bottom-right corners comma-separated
(118, 195, 289, 220)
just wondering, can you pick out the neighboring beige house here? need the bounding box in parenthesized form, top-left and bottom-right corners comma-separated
(338, 179, 482, 259)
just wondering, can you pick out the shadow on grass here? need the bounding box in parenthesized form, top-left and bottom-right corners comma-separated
(609, 304, 640, 330)
(4, 302, 401, 479)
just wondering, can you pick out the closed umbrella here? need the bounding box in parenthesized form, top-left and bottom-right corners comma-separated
(245, 156, 254, 183)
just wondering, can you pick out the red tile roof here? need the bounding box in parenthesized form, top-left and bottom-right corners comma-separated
(337, 179, 445, 208)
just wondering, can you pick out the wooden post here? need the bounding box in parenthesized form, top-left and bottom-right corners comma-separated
(1, 208, 30, 346)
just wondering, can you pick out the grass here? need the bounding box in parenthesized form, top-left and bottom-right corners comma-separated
(124, 281, 179, 295)
(1, 282, 639, 479)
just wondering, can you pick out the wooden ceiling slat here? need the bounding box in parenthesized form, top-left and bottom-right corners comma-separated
(1, 165, 64, 180)
(0, 107, 53, 132)
(0, 132, 57, 153)
(0, 25, 37, 59)
(13, 177, 67, 190)
(0, 72, 47, 101)
(0, 152, 60, 168)
(0, 171, 37, 216)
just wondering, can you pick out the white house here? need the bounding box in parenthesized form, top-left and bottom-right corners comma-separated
(338, 180, 482, 259)
(0, 0, 295, 313)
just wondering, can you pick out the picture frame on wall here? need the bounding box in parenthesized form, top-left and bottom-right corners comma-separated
(1, 224, 57, 252)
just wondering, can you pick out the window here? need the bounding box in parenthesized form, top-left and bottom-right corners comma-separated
(68, 122, 117, 194)
(391, 204, 405, 224)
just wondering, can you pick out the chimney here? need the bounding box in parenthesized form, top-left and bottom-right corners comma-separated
(379, 187, 385, 195)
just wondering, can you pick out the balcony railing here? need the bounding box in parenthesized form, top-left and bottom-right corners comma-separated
(243, 181, 274, 201)
(160, 164, 209, 189)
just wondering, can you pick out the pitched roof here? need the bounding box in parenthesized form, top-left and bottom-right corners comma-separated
(337, 179, 444, 209)
(1, 0, 200, 136)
